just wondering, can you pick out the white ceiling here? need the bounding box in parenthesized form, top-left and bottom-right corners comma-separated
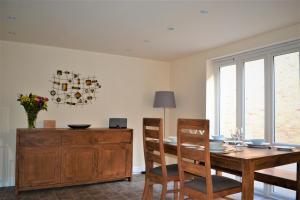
(1, 0, 300, 61)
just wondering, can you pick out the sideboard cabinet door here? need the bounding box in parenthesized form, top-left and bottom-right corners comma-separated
(19, 147, 61, 187)
(98, 144, 131, 179)
(62, 147, 98, 184)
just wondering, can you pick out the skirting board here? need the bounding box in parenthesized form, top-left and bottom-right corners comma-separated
(0, 177, 14, 187)
(132, 166, 145, 174)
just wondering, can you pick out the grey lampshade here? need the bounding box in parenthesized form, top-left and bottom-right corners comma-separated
(153, 91, 176, 108)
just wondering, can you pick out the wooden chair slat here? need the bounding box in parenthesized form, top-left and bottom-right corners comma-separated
(146, 151, 162, 164)
(143, 118, 160, 127)
(178, 119, 209, 128)
(180, 132, 205, 145)
(145, 140, 159, 151)
(181, 146, 205, 161)
(145, 129, 159, 139)
(182, 160, 206, 177)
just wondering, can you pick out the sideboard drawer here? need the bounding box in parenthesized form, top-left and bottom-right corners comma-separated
(19, 132, 60, 147)
(96, 132, 132, 144)
(62, 132, 132, 145)
(62, 133, 96, 145)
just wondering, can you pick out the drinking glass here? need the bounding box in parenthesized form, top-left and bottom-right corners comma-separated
(231, 131, 239, 150)
(231, 128, 243, 151)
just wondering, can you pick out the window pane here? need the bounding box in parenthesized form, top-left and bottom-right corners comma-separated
(274, 52, 300, 144)
(244, 59, 265, 139)
(220, 65, 236, 137)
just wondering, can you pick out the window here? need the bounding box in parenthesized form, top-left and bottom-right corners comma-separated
(274, 52, 300, 144)
(244, 59, 265, 139)
(214, 39, 300, 200)
(219, 65, 236, 138)
(214, 39, 300, 144)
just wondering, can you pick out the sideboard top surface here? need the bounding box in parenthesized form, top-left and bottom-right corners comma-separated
(17, 128, 133, 133)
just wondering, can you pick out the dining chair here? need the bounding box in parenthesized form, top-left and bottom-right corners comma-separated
(142, 118, 180, 200)
(177, 119, 242, 200)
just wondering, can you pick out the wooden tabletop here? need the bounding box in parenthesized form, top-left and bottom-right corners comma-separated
(212, 146, 300, 159)
(164, 142, 300, 160)
(163, 142, 300, 200)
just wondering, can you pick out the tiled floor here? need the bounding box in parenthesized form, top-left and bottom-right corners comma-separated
(0, 174, 277, 200)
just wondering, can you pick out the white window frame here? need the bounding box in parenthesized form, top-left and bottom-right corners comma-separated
(213, 39, 300, 145)
(213, 39, 300, 198)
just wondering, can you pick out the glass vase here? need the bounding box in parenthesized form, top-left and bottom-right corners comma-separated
(27, 111, 38, 128)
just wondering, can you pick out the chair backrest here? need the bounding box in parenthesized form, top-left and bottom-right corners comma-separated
(177, 119, 212, 195)
(143, 118, 167, 177)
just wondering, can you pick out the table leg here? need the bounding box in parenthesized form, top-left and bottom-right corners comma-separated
(242, 161, 254, 200)
(297, 161, 300, 200)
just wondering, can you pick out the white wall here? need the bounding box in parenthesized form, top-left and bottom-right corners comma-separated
(0, 40, 170, 186)
(169, 23, 300, 136)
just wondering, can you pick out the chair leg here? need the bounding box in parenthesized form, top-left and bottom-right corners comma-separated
(142, 179, 148, 200)
(149, 183, 153, 200)
(160, 182, 168, 200)
(179, 188, 184, 200)
(174, 181, 179, 200)
(142, 178, 152, 200)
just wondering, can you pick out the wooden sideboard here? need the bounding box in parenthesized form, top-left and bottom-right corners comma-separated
(15, 128, 133, 194)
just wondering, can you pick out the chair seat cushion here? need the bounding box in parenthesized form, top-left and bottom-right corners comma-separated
(185, 175, 241, 193)
(150, 164, 179, 177)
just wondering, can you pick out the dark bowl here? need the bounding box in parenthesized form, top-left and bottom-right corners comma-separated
(68, 124, 91, 129)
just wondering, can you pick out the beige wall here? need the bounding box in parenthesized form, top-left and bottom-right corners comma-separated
(169, 23, 300, 136)
(0, 40, 170, 186)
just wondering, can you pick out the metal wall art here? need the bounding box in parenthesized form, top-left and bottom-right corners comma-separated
(49, 70, 101, 106)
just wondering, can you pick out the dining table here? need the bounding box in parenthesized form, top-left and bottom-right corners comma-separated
(163, 142, 300, 200)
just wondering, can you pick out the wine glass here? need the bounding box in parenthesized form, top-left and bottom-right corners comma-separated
(231, 127, 243, 151)
(238, 127, 244, 145)
(231, 132, 238, 150)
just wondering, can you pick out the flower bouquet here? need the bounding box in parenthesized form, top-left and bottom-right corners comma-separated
(17, 93, 49, 128)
